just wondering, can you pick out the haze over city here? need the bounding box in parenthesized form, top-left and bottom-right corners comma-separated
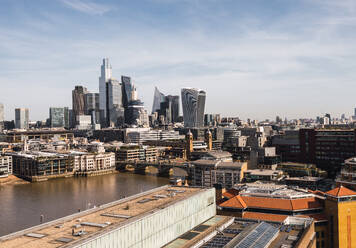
(1, 0, 356, 120)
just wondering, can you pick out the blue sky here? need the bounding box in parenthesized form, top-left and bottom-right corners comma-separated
(1, 0, 356, 121)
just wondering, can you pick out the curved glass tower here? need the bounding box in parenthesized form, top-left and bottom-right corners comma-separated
(181, 88, 206, 128)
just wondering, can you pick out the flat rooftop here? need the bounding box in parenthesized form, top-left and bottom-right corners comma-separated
(0, 185, 203, 248)
(165, 216, 313, 248)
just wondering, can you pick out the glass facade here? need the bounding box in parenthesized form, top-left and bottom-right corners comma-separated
(181, 88, 206, 128)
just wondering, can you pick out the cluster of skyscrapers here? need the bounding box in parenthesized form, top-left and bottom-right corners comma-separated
(71, 58, 148, 129)
(0, 58, 209, 130)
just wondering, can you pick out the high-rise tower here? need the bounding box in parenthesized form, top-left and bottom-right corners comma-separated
(181, 88, 206, 128)
(15, 108, 29, 129)
(152, 87, 165, 114)
(99, 58, 112, 120)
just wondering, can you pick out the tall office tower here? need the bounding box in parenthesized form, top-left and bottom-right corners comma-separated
(0, 103, 4, 132)
(99, 58, 112, 121)
(106, 79, 124, 127)
(121, 76, 133, 109)
(85, 93, 100, 125)
(181, 88, 206, 128)
(49, 107, 66, 128)
(152, 87, 166, 114)
(15, 108, 29, 129)
(159, 95, 180, 124)
(125, 100, 148, 127)
(72, 86, 88, 125)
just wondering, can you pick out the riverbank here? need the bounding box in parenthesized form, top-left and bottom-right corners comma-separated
(0, 175, 29, 186)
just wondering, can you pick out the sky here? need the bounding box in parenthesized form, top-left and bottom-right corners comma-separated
(1, 0, 356, 121)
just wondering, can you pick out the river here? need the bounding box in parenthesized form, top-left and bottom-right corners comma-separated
(0, 173, 169, 236)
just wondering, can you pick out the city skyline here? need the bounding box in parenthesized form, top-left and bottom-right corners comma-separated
(1, 0, 356, 120)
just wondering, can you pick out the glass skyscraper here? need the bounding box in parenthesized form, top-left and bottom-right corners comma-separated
(181, 88, 206, 128)
(49, 107, 69, 128)
(15, 108, 29, 129)
(152, 87, 166, 114)
(99, 58, 112, 120)
(106, 79, 124, 127)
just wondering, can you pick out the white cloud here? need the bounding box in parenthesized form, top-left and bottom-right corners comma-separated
(60, 0, 111, 15)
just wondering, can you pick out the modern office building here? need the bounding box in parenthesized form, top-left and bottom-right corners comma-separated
(181, 87, 206, 128)
(152, 88, 180, 124)
(76, 115, 92, 130)
(72, 86, 88, 126)
(160, 95, 180, 124)
(121, 76, 134, 109)
(125, 128, 181, 144)
(49, 107, 69, 128)
(299, 128, 356, 177)
(191, 159, 248, 188)
(0, 186, 216, 248)
(85, 92, 100, 125)
(125, 100, 148, 127)
(106, 79, 124, 127)
(15, 108, 29, 129)
(99, 58, 112, 121)
(152, 86, 165, 113)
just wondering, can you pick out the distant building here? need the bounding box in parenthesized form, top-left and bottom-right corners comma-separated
(15, 108, 29, 129)
(10, 151, 74, 181)
(72, 152, 115, 172)
(72, 86, 88, 126)
(106, 79, 124, 127)
(49, 107, 69, 128)
(116, 145, 157, 162)
(0, 155, 12, 178)
(152, 86, 165, 114)
(336, 157, 356, 191)
(99, 58, 112, 122)
(121, 76, 134, 109)
(192, 159, 248, 188)
(125, 100, 148, 127)
(125, 128, 181, 144)
(85, 92, 100, 125)
(181, 88, 206, 128)
(0, 103, 4, 132)
(76, 115, 92, 130)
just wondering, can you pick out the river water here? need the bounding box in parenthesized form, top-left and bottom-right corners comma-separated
(0, 173, 169, 236)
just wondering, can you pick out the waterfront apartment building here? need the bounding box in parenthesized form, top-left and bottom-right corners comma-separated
(10, 151, 74, 181)
(0, 155, 12, 178)
(181, 88, 206, 128)
(0, 186, 216, 248)
(115, 145, 158, 162)
(72, 152, 115, 172)
(15, 108, 29, 129)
